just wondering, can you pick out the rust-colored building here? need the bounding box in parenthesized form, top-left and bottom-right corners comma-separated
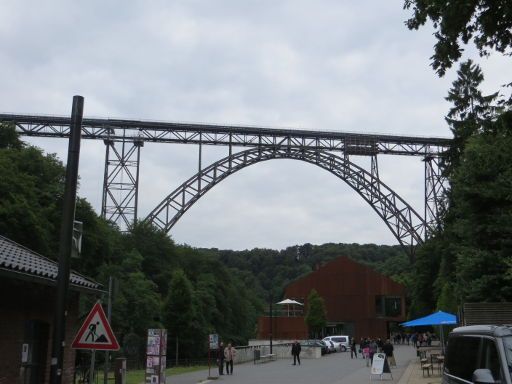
(257, 256, 406, 341)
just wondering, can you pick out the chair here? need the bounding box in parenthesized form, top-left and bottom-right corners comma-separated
(420, 354, 433, 377)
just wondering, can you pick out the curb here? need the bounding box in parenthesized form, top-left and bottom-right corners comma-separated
(397, 360, 415, 384)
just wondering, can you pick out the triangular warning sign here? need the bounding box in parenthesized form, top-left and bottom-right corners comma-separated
(72, 302, 120, 350)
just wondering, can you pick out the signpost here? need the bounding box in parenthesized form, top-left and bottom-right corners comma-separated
(72, 302, 119, 384)
(208, 334, 219, 379)
(71, 302, 120, 350)
(145, 329, 167, 384)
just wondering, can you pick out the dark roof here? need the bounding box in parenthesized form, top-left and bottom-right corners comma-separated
(0, 235, 102, 292)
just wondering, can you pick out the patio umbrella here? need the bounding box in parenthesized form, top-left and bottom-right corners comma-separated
(401, 311, 456, 327)
(400, 310, 457, 353)
(276, 299, 303, 305)
(276, 299, 303, 316)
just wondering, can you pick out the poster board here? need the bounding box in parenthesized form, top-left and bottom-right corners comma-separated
(145, 329, 167, 384)
(371, 353, 392, 380)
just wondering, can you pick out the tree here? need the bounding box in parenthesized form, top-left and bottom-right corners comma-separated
(443, 59, 501, 176)
(125, 222, 178, 296)
(404, 0, 512, 76)
(0, 122, 23, 149)
(449, 112, 512, 301)
(0, 127, 65, 256)
(304, 289, 327, 338)
(96, 249, 162, 337)
(163, 269, 196, 361)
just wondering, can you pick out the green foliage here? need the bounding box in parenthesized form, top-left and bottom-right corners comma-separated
(124, 222, 178, 296)
(449, 117, 512, 301)
(163, 269, 195, 332)
(304, 289, 327, 338)
(0, 124, 64, 256)
(404, 0, 512, 76)
(415, 67, 512, 311)
(0, 123, 23, 149)
(443, 60, 501, 177)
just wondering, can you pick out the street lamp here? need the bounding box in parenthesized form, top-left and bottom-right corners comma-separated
(269, 292, 273, 354)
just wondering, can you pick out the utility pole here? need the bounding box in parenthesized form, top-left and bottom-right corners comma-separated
(269, 292, 273, 354)
(49, 96, 84, 384)
(104, 277, 113, 384)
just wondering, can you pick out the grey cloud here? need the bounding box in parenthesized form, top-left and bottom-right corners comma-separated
(3, 0, 510, 250)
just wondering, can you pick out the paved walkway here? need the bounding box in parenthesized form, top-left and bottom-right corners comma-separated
(166, 345, 442, 384)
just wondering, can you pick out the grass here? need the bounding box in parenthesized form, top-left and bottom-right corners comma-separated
(126, 365, 208, 384)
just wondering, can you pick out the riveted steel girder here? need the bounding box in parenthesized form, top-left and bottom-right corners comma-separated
(101, 138, 143, 229)
(2, 113, 449, 245)
(424, 155, 448, 237)
(1, 113, 450, 156)
(145, 147, 427, 260)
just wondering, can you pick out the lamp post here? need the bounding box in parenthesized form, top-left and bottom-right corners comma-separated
(269, 292, 273, 354)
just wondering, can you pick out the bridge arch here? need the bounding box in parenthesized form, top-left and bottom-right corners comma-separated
(144, 147, 427, 259)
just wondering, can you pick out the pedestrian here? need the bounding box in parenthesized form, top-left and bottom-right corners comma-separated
(361, 338, 370, 366)
(369, 339, 378, 363)
(350, 337, 358, 359)
(377, 338, 384, 352)
(291, 340, 301, 365)
(217, 341, 225, 375)
(382, 339, 396, 367)
(224, 343, 236, 375)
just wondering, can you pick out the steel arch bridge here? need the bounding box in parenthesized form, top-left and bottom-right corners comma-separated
(0, 112, 451, 260)
(145, 146, 426, 258)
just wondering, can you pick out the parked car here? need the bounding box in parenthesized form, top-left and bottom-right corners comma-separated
(322, 335, 350, 352)
(443, 325, 512, 384)
(325, 340, 336, 354)
(300, 339, 329, 355)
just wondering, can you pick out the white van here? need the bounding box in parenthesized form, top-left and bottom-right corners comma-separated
(322, 335, 350, 352)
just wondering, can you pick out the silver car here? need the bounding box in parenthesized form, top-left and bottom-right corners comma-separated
(443, 325, 512, 384)
(322, 335, 350, 352)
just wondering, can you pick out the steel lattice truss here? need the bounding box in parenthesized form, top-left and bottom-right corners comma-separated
(101, 138, 143, 228)
(0, 114, 450, 155)
(145, 147, 426, 259)
(424, 155, 449, 234)
(0, 113, 451, 258)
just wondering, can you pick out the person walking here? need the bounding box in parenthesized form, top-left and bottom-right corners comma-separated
(361, 338, 371, 366)
(217, 341, 225, 375)
(224, 343, 236, 375)
(382, 339, 396, 367)
(369, 339, 378, 364)
(350, 337, 358, 359)
(291, 340, 301, 365)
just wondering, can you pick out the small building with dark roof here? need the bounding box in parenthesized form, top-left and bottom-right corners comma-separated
(0, 235, 103, 384)
(257, 256, 406, 341)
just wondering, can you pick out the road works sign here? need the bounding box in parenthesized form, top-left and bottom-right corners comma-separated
(71, 302, 120, 350)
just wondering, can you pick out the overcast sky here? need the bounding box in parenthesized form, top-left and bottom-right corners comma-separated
(1, 1, 510, 251)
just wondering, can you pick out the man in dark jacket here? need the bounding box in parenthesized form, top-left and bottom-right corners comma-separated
(217, 342, 225, 375)
(291, 340, 301, 365)
(382, 339, 395, 367)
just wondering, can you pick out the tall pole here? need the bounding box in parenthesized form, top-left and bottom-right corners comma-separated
(50, 96, 84, 384)
(269, 292, 273, 354)
(104, 277, 113, 384)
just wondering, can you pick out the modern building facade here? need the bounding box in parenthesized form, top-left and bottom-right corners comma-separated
(257, 256, 406, 341)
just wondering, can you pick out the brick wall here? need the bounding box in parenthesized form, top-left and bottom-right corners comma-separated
(0, 278, 80, 384)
